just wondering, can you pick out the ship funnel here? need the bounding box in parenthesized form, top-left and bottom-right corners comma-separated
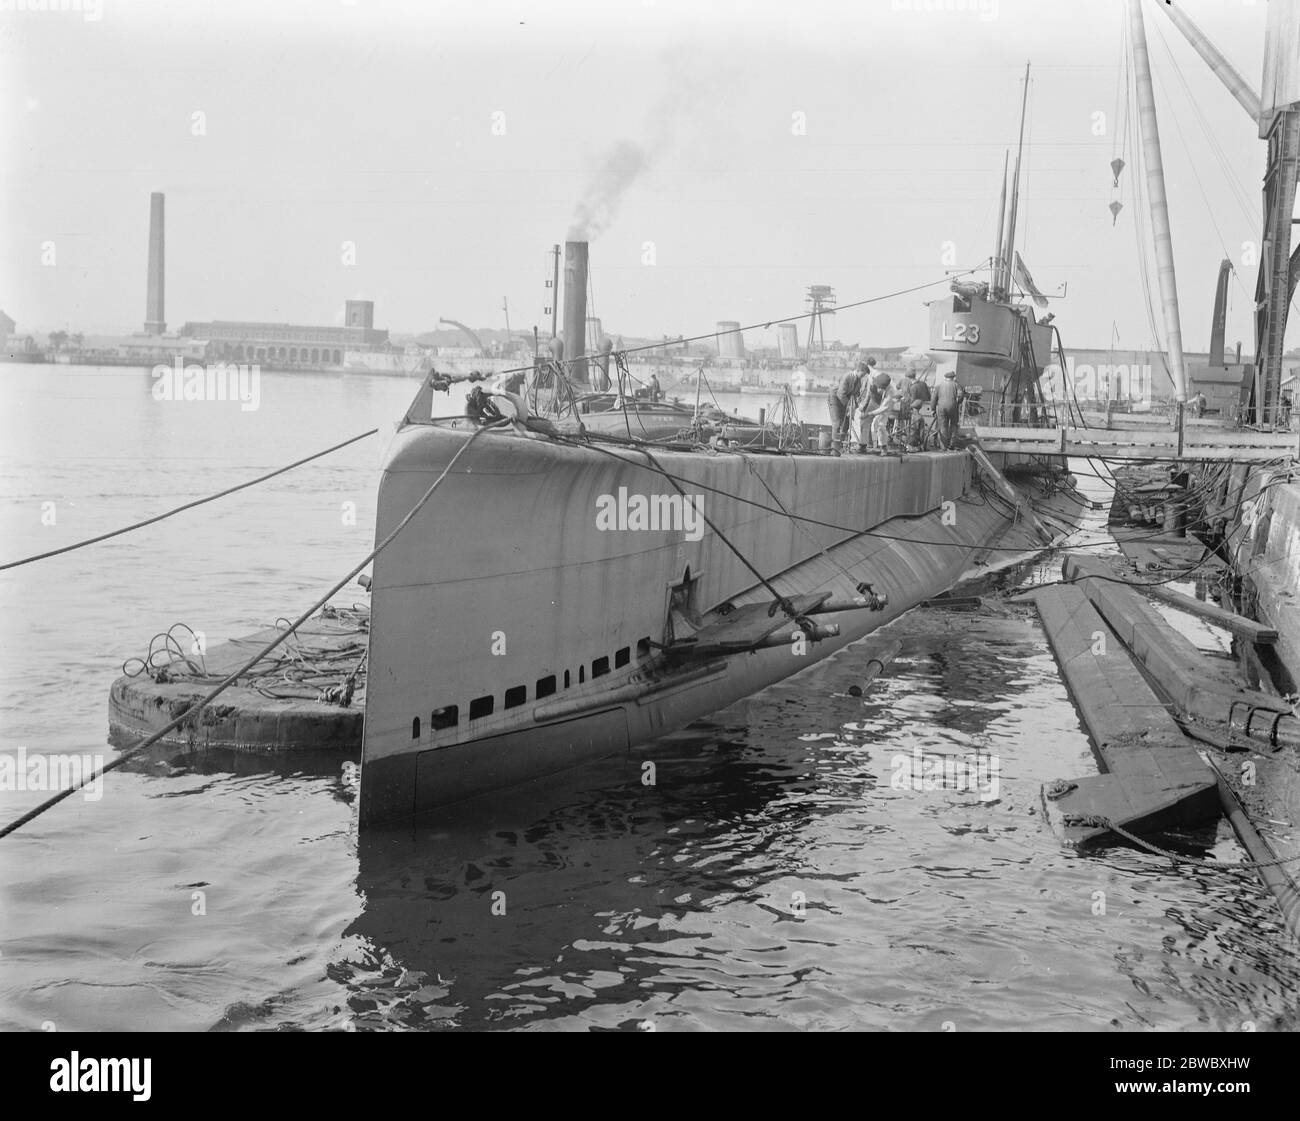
(563, 241, 589, 385)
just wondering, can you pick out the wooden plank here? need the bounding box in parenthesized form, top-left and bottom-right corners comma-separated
(975, 426, 1060, 443)
(1034, 587, 1192, 754)
(1041, 772, 1220, 846)
(1061, 442, 1175, 455)
(1073, 427, 1180, 445)
(1184, 431, 1300, 448)
(978, 423, 1296, 464)
(1062, 555, 1292, 721)
(977, 442, 1051, 454)
(980, 437, 1290, 463)
(1153, 446, 1294, 462)
(1142, 582, 1278, 644)
(1032, 585, 1220, 848)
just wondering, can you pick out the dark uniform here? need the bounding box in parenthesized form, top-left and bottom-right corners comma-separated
(466, 386, 504, 426)
(933, 374, 963, 450)
(826, 370, 863, 452)
(909, 378, 931, 447)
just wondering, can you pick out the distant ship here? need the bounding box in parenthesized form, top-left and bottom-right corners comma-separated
(343, 347, 431, 377)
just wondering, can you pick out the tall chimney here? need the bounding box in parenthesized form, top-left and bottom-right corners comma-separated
(563, 240, 588, 385)
(144, 192, 166, 334)
(1209, 258, 1230, 367)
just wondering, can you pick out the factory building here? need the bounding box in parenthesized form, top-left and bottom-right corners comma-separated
(153, 192, 390, 369)
(176, 312, 389, 368)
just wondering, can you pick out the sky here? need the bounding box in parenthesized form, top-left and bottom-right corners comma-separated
(0, 0, 1287, 354)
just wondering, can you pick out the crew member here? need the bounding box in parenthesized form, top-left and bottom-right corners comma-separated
(934, 370, 964, 450)
(649, 373, 663, 402)
(909, 373, 932, 448)
(827, 363, 865, 454)
(466, 385, 504, 426)
(866, 382, 901, 450)
(855, 359, 885, 449)
(895, 370, 916, 446)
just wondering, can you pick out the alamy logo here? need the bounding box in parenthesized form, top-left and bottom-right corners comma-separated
(890, 0, 999, 21)
(50, 1053, 151, 1101)
(595, 487, 705, 542)
(0, 0, 103, 20)
(890, 744, 1000, 802)
(1044, 357, 1153, 404)
(151, 359, 261, 412)
(0, 747, 103, 801)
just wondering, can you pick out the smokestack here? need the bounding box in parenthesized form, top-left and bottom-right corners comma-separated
(1209, 258, 1230, 367)
(144, 192, 165, 334)
(563, 241, 588, 385)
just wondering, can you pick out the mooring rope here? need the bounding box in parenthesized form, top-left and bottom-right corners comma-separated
(1067, 813, 1300, 874)
(0, 428, 379, 572)
(0, 426, 485, 840)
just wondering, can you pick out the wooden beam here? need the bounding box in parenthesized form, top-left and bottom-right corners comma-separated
(1142, 583, 1278, 644)
(1184, 431, 1300, 448)
(1032, 585, 1219, 847)
(977, 429, 1295, 462)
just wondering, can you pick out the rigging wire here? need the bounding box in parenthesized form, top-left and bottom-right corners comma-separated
(458, 266, 989, 385)
(0, 428, 379, 572)
(1147, 15, 1250, 273)
(555, 425, 1289, 556)
(1149, 14, 1258, 232)
(0, 426, 487, 841)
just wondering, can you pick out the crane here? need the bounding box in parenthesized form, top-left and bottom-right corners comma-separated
(438, 318, 486, 355)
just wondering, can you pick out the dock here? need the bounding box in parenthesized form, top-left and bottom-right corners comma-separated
(1061, 555, 1299, 750)
(1028, 548, 1300, 936)
(976, 424, 1298, 462)
(1029, 583, 1219, 848)
(108, 606, 368, 754)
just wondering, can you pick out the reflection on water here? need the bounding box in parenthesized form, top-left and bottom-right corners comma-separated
(327, 615, 1300, 1032)
(2, 368, 1298, 1033)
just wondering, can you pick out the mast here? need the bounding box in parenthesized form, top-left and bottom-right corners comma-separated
(1002, 63, 1031, 298)
(551, 244, 562, 338)
(1157, 0, 1261, 123)
(993, 151, 1008, 299)
(1128, 0, 1188, 403)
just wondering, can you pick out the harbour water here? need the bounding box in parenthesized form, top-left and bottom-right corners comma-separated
(2, 365, 1298, 1032)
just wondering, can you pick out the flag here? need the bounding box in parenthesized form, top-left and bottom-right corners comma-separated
(1013, 252, 1049, 308)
